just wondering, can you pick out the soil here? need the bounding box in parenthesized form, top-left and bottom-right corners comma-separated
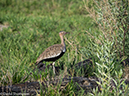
(0, 58, 129, 95)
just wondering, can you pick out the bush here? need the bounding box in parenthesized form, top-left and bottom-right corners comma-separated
(83, 0, 129, 95)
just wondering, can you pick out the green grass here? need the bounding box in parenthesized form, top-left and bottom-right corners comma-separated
(0, 0, 129, 95)
(0, 0, 96, 83)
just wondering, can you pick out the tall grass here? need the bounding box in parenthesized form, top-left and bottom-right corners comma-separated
(84, 0, 129, 57)
(83, 0, 129, 95)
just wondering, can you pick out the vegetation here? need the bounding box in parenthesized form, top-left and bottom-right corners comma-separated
(0, 0, 129, 95)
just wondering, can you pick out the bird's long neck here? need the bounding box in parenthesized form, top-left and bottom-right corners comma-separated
(60, 35, 65, 47)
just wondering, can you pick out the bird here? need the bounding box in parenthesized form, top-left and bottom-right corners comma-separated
(35, 31, 69, 74)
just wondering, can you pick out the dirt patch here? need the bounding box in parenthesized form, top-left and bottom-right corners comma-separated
(0, 59, 129, 95)
(0, 24, 8, 31)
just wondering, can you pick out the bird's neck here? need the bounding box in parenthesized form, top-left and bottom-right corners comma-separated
(60, 35, 65, 47)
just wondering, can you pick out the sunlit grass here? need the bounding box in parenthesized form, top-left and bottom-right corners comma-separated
(0, 0, 96, 85)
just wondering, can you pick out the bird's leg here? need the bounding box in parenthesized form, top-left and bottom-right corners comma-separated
(52, 62, 55, 74)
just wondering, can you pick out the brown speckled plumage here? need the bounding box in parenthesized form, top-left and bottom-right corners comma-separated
(36, 44, 65, 64)
(35, 31, 68, 66)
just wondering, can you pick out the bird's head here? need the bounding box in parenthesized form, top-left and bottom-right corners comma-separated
(59, 31, 69, 36)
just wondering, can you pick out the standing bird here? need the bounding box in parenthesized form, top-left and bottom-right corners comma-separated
(36, 31, 69, 74)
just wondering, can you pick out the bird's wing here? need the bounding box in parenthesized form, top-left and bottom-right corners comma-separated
(36, 44, 64, 64)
